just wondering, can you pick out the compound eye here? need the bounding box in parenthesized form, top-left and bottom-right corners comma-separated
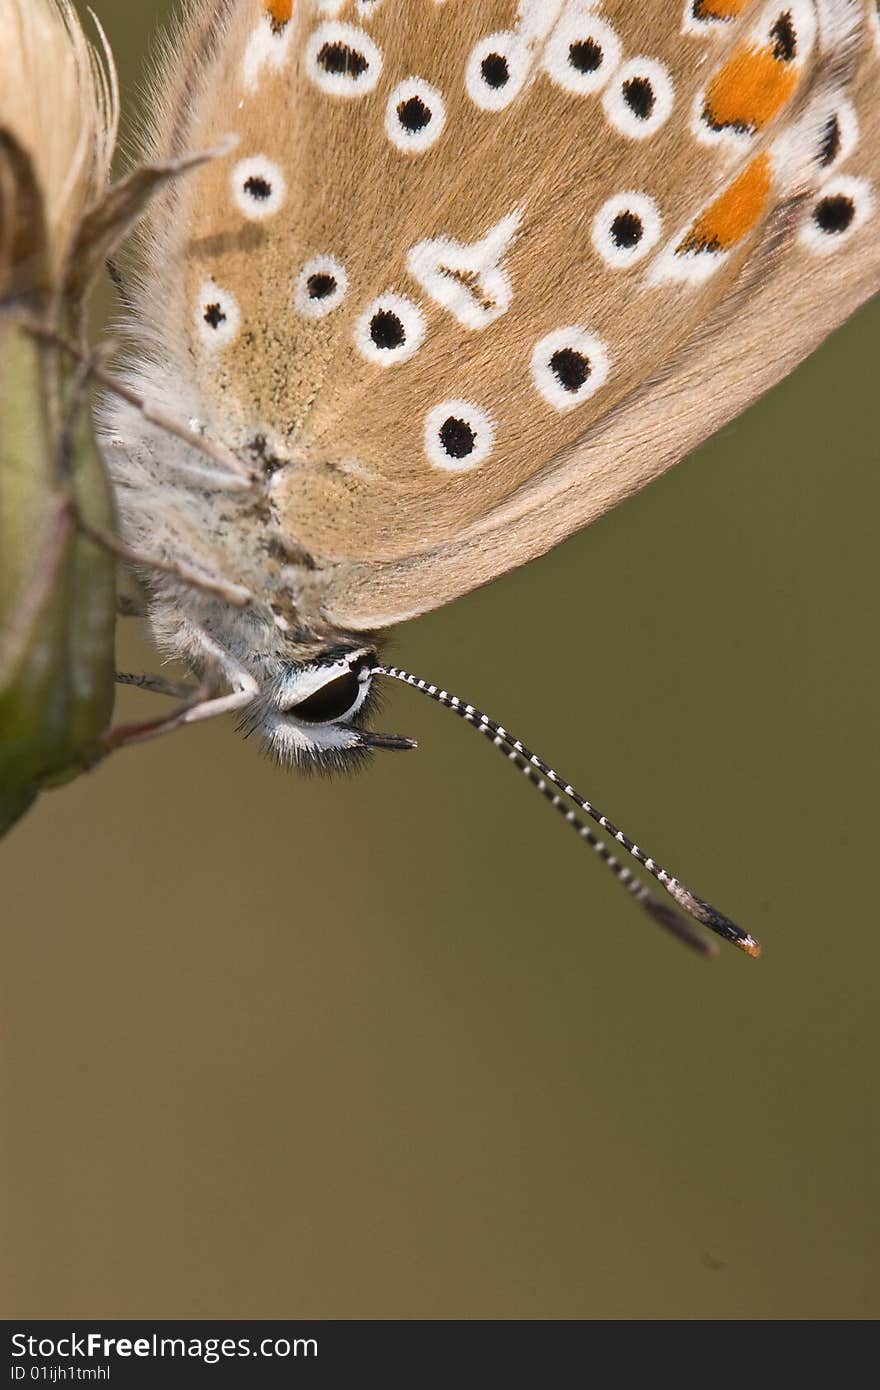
(286, 670, 362, 724)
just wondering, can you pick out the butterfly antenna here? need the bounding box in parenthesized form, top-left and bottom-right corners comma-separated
(505, 751, 719, 956)
(372, 665, 760, 959)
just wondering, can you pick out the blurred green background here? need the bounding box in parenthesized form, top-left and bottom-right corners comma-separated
(2, 0, 879, 1320)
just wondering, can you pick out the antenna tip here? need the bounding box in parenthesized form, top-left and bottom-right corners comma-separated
(736, 935, 763, 959)
(666, 882, 761, 958)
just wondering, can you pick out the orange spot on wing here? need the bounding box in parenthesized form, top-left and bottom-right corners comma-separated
(704, 45, 799, 132)
(693, 0, 751, 17)
(264, 0, 293, 23)
(680, 152, 773, 252)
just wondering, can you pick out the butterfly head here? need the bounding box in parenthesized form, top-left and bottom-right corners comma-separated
(242, 642, 416, 769)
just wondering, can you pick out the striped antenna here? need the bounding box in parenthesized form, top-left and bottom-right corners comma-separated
(372, 664, 760, 959)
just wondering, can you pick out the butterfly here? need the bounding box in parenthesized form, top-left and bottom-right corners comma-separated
(100, 0, 879, 955)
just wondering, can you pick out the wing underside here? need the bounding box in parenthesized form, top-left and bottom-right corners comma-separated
(129, 0, 879, 627)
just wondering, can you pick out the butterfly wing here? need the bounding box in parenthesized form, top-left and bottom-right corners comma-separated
(131, 0, 879, 629)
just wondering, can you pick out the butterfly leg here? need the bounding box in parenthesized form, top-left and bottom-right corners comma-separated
(39, 343, 258, 612)
(115, 671, 198, 699)
(74, 511, 256, 611)
(101, 680, 258, 752)
(19, 317, 257, 492)
(102, 624, 259, 753)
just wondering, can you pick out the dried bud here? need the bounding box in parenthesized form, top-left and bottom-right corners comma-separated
(0, 1, 119, 834)
(0, 0, 118, 302)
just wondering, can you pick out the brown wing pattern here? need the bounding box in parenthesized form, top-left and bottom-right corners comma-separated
(138, 0, 879, 626)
